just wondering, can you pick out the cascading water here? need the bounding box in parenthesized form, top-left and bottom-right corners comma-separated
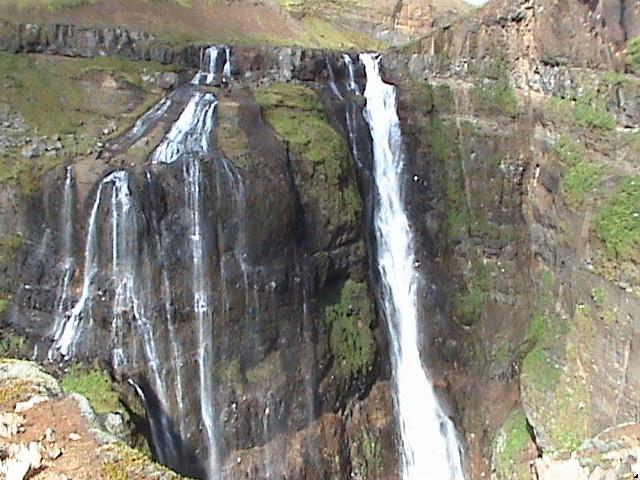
(342, 53, 360, 95)
(48, 166, 75, 360)
(152, 91, 218, 165)
(183, 155, 219, 479)
(192, 46, 220, 86)
(110, 94, 174, 152)
(222, 46, 232, 82)
(49, 175, 106, 358)
(360, 53, 466, 480)
(325, 57, 343, 100)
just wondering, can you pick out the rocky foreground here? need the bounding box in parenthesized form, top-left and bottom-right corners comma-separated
(0, 360, 185, 480)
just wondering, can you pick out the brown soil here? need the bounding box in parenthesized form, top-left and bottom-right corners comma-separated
(5, 397, 103, 480)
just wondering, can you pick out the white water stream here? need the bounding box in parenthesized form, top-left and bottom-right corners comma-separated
(360, 53, 465, 480)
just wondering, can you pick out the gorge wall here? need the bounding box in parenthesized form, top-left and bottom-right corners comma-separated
(0, 0, 640, 478)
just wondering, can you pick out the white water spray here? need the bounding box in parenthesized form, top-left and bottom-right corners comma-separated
(152, 92, 217, 165)
(48, 166, 75, 359)
(342, 54, 360, 95)
(192, 46, 220, 86)
(183, 156, 219, 479)
(360, 53, 465, 480)
(222, 46, 232, 82)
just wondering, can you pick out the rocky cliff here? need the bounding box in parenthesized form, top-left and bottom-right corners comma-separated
(0, 0, 640, 479)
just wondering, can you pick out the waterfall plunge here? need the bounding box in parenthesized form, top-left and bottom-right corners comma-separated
(360, 53, 465, 480)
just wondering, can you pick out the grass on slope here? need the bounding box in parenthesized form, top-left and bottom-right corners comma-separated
(0, 0, 379, 49)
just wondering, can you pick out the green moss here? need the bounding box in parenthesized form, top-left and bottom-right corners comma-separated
(254, 83, 361, 232)
(0, 52, 168, 135)
(245, 351, 281, 385)
(525, 313, 549, 345)
(0, 332, 25, 357)
(352, 428, 383, 478)
(492, 410, 533, 480)
(214, 358, 241, 385)
(298, 16, 379, 50)
(61, 364, 122, 414)
(595, 176, 640, 259)
(0, 234, 24, 262)
(521, 347, 561, 392)
(626, 36, 640, 73)
(472, 78, 519, 118)
(100, 441, 189, 480)
(551, 91, 616, 131)
(553, 135, 602, 207)
(0, 296, 11, 315)
(456, 261, 491, 325)
(573, 91, 616, 130)
(323, 280, 375, 379)
(591, 287, 606, 305)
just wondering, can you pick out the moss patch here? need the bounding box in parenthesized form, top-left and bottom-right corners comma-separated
(61, 364, 123, 414)
(254, 83, 361, 236)
(0, 332, 25, 357)
(550, 92, 616, 131)
(595, 176, 640, 260)
(492, 410, 534, 480)
(455, 260, 491, 326)
(553, 135, 602, 207)
(521, 302, 594, 455)
(472, 78, 519, 118)
(322, 280, 375, 380)
(100, 441, 189, 480)
(626, 36, 640, 73)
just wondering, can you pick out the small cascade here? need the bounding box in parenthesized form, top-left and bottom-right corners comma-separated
(360, 53, 465, 480)
(151, 92, 218, 165)
(48, 167, 76, 360)
(342, 54, 360, 95)
(49, 175, 108, 358)
(192, 46, 220, 86)
(325, 57, 343, 100)
(338, 54, 363, 170)
(128, 378, 170, 465)
(222, 46, 232, 83)
(110, 95, 174, 152)
(183, 156, 219, 479)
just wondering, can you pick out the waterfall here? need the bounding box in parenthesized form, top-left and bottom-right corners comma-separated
(360, 53, 465, 480)
(146, 171, 187, 439)
(48, 166, 75, 360)
(183, 156, 219, 479)
(49, 175, 106, 358)
(325, 57, 343, 100)
(222, 46, 232, 82)
(342, 54, 360, 95)
(151, 92, 218, 165)
(192, 46, 220, 86)
(110, 95, 174, 151)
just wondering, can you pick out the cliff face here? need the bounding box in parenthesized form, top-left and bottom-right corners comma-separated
(1, 0, 640, 478)
(382, 1, 640, 478)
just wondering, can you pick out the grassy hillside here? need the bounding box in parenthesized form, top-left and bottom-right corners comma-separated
(0, 0, 473, 48)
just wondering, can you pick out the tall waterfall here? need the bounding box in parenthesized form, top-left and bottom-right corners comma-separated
(360, 53, 465, 480)
(184, 155, 219, 479)
(49, 166, 75, 359)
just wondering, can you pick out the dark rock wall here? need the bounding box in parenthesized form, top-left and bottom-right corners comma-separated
(0, 45, 399, 479)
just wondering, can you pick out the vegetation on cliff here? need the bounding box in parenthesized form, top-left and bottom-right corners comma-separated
(254, 82, 362, 240)
(322, 279, 376, 380)
(61, 364, 123, 414)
